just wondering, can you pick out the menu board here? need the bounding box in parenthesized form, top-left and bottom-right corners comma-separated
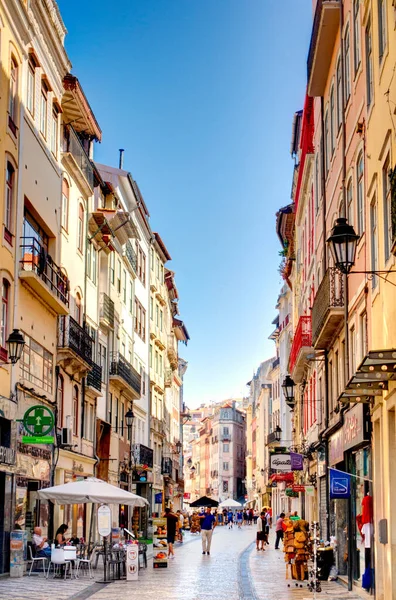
(153, 518, 168, 568)
(126, 541, 139, 581)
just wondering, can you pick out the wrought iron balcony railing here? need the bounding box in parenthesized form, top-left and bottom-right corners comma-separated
(58, 316, 93, 365)
(86, 361, 102, 392)
(99, 292, 115, 329)
(63, 125, 94, 189)
(109, 351, 141, 396)
(289, 316, 312, 374)
(311, 267, 344, 348)
(124, 241, 137, 272)
(20, 237, 69, 307)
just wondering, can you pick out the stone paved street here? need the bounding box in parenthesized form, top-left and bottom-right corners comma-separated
(0, 527, 366, 600)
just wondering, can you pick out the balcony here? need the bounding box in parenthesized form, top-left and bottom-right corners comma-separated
(220, 433, 231, 441)
(109, 351, 141, 400)
(272, 356, 280, 370)
(289, 316, 313, 383)
(312, 268, 344, 349)
(62, 125, 94, 196)
(124, 241, 137, 273)
(57, 316, 93, 379)
(267, 431, 280, 446)
(307, 0, 340, 97)
(167, 334, 178, 370)
(133, 443, 154, 468)
(19, 237, 69, 315)
(165, 369, 173, 387)
(86, 362, 102, 396)
(99, 292, 114, 330)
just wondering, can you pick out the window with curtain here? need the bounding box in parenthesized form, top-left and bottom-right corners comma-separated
(357, 153, 364, 234)
(73, 385, 79, 436)
(1, 280, 10, 349)
(40, 82, 48, 137)
(61, 179, 69, 231)
(9, 57, 18, 124)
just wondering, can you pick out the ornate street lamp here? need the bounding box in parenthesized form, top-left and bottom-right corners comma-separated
(282, 375, 296, 410)
(2, 329, 25, 365)
(125, 408, 135, 428)
(327, 217, 359, 275)
(274, 425, 282, 442)
(175, 440, 182, 454)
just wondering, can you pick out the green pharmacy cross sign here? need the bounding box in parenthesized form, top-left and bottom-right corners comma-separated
(23, 405, 54, 438)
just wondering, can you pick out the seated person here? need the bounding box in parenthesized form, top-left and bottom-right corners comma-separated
(32, 527, 51, 559)
(55, 523, 69, 546)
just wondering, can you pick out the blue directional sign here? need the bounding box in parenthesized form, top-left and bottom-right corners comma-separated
(330, 468, 351, 499)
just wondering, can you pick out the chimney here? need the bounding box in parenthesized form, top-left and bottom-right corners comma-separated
(119, 149, 125, 169)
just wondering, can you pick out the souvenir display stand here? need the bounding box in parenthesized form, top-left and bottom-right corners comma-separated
(153, 518, 168, 568)
(283, 518, 312, 582)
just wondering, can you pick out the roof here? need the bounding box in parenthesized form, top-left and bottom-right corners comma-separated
(62, 75, 102, 141)
(154, 232, 172, 262)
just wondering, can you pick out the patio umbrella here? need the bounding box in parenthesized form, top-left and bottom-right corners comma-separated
(37, 477, 149, 507)
(189, 495, 218, 508)
(219, 498, 242, 508)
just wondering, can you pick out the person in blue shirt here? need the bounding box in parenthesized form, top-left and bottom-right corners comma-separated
(236, 511, 243, 529)
(199, 507, 216, 555)
(227, 510, 234, 529)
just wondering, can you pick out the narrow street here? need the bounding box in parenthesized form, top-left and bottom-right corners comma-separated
(0, 529, 364, 600)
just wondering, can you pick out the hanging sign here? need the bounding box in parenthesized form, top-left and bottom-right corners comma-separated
(155, 492, 163, 504)
(290, 452, 304, 470)
(329, 468, 351, 499)
(97, 504, 112, 537)
(22, 406, 54, 436)
(270, 453, 291, 472)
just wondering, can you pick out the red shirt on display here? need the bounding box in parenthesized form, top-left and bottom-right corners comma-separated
(361, 494, 373, 524)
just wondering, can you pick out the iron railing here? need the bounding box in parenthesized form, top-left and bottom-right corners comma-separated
(124, 241, 137, 272)
(272, 356, 280, 369)
(86, 361, 102, 391)
(267, 431, 279, 445)
(109, 351, 141, 396)
(58, 316, 93, 365)
(289, 316, 312, 373)
(63, 125, 94, 189)
(99, 292, 114, 329)
(220, 433, 231, 441)
(20, 237, 69, 306)
(133, 443, 154, 468)
(311, 267, 344, 345)
(307, 0, 340, 83)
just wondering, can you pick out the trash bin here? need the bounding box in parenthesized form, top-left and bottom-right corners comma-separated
(317, 547, 334, 581)
(10, 530, 27, 577)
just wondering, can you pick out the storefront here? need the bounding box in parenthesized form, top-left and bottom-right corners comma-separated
(0, 426, 16, 575)
(328, 427, 348, 577)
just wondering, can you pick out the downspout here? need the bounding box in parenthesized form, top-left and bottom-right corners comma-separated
(81, 189, 90, 440)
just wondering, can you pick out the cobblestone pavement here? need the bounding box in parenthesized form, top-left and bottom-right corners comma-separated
(0, 526, 367, 600)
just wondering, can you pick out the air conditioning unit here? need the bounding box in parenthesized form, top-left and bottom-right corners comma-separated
(61, 416, 73, 445)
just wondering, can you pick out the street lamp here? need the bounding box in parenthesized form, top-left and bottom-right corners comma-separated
(274, 425, 282, 442)
(327, 217, 359, 275)
(175, 440, 182, 454)
(1, 329, 25, 365)
(125, 408, 135, 429)
(282, 375, 296, 410)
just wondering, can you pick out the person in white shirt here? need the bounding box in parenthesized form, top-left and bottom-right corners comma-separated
(256, 512, 267, 551)
(32, 527, 51, 558)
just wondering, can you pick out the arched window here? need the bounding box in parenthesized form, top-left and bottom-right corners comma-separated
(357, 152, 364, 234)
(8, 57, 18, 125)
(57, 374, 64, 428)
(5, 162, 15, 240)
(75, 292, 82, 325)
(1, 280, 10, 349)
(78, 203, 84, 252)
(347, 178, 353, 225)
(61, 179, 69, 231)
(73, 385, 79, 436)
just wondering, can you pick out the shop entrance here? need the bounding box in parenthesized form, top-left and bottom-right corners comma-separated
(0, 472, 12, 574)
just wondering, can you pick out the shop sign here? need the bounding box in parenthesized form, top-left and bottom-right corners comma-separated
(183, 492, 190, 499)
(155, 492, 163, 503)
(22, 405, 54, 436)
(329, 468, 351, 499)
(0, 445, 16, 465)
(292, 484, 306, 493)
(17, 453, 50, 481)
(305, 486, 315, 496)
(17, 442, 51, 460)
(22, 436, 54, 444)
(329, 428, 344, 466)
(344, 404, 369, 451)
(270, 453, 291, 471)
(290, 452, 304, 470)
(97, 504, 111, 537)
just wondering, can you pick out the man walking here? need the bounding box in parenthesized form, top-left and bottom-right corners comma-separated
(275, 512, 285, 549)
(256, 511, 267, 551)
(163, 507, 179, 559)
(199, 507, 216, 555)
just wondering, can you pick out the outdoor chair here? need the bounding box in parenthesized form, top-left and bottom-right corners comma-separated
(46, 548, 72, 580)
(28, 543, 47, 576)
(76, 546, 96, 578)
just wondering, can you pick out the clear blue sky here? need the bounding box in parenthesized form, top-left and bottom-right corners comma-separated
(58, 0, 312, 407)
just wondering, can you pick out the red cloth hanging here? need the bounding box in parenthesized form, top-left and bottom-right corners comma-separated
(361, 494, 373, 524)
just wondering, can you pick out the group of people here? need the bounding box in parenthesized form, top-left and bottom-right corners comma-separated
(32, 523, 78, 559)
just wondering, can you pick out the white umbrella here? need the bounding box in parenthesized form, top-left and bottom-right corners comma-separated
(37, 477, 148, 507)
(219, 498, 242, 508)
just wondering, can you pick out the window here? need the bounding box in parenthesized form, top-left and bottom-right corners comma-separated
(160, 264, 164, 284)
(123, 270, 127, 303)
(156, 257, 160, 279)
(383, 157, 392, 260)
(150, 297, 153, 320)
(40, 82, 48, 137)
(5, 162, 15, 239)
(78, 204, 84, 252)
(1, 280, 10, 349)
(9, 57, 18, 125)
(347, 178, 353, 225)
(20, 334, 53, 393)
(315, 153, 321, 213)
(223, 462, 229, 471)
(324, 111, 330, 175)
(87, 243, 97, 284)
(150, 344, 153, 368)
(344, 26, 351, 103)
(378, 0, 387, 61)
(365, 21, 373, 107)
(160, 309, 163, 332)
(51, 106, 58, 155)
(117, 260, 121, 294)
(75, 293, 82, 325)
(129, 281, 133, 314)
(150, 247, 154, 270)
(159, 354, 163, 377)
(336, 58, 342, 130)
(99, 343, 107, 384)
(223, 426, 229, 436)
(223, 443, 229, 453)
(61, 179, 69, 231)
(110, 252, 115, 285)
(353, 0, 361, 73)
(370, 196, 378, 288)
(330, 86, 335, 155)
(134, 298, 146, 341)
(357, 152, 364, 234)
(27, 60, 35, 116)
(155, 304, 159, 327)
(92, 246, 97, 284)
(223, 480, 228, 492)
(360, 312, 367, 361)
(73, 386, 79, 436)
(155, 350, 159, 374)
(140, 366, 146, 396)
(57, 375, 64, 429)
(350, 327, 356, 377)
(136, 245, 146, 285)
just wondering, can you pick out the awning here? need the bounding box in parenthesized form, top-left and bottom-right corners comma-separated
(269, 472, 294, 483)
(110, 212, 140, 245)
(62, 75, 102, 141)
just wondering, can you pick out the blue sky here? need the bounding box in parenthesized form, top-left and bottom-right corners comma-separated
(58, 0, 312, 407)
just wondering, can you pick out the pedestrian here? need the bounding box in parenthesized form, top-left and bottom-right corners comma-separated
(217, 511, 223, 526)
(236, 510, 243, 529)
(248, 508, 254, 525)
(199, 507, 216, 555)
(275, 512, 285, 549)
(176, 510, 184, 542)
(290, 510, 301, 521)
(163, 507, 179, 558)
(256, 511, 267, 551)
(227, 510, 234, 529)
(253, 509, 259, 524)
(243, 509, 248, 526)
